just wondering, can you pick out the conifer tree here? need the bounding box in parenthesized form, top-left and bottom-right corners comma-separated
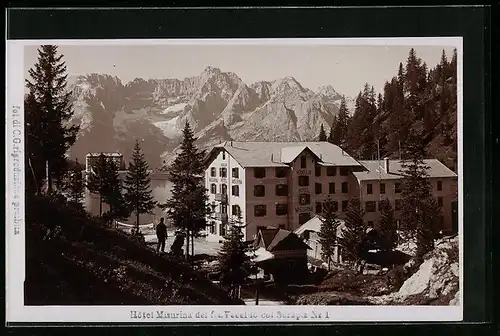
(164, 122, 210, 259)
(123, 141, 156, 230)
(338, 197, 366, 271)
(329, 95, 350, 149)
(399, 129, 442, 259)
(318, 197, 341, 270)
(67, 159, 84, 206)
(377, 199, 398, 252)
(217, 214, 252, 299)
(86, 153, 109, 217)
(25, 45, 79, 194)
(103, 159, 129, 222)
(318, 124, 328, 141)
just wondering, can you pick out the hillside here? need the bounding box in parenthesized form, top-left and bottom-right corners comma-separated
(66, 67, 347, 168)
(24, 194, 242, 305)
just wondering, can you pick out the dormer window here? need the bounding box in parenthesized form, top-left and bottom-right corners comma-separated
(300, 156, 307, 168)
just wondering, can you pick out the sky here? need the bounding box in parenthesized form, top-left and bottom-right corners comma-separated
(24, 42, 457, 98)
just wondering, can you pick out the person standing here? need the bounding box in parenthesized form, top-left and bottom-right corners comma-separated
(156, 217, 167, 254)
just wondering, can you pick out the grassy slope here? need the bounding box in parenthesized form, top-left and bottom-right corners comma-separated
(25, 194, 242, 305)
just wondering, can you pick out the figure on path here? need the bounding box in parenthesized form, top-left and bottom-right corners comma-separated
(156, 217, 167, 254)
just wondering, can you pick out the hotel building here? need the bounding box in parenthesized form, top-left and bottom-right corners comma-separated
(204, 141, 458, 242)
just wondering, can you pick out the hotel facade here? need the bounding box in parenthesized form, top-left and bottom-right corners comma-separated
(204, 141, 458, 242)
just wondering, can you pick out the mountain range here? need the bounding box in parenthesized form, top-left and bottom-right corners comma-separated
(67, 66, 353, 168)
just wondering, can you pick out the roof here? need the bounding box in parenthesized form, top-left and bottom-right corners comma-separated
(86, 152, 123, 157)
(353, 159, 457, 182)
(207, 141, 362, 168)
(294, 215, 346, 237)
(257, 228, 311, 251)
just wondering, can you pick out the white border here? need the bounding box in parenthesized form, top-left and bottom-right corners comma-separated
(6, 37, 463, 323)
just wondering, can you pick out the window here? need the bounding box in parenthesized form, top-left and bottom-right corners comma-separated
(342, 200, 349, 212)
(210, 167, 216, 177)
(365, 201, 376, 212)
(209, 221, 215, 234)
(221, 184, 227, 194)
(367, 221, 374, 227)
(232, 205, 241, 217)
(232, 167, 239, 178)
(219, 167, 227, 178)
(437, 180, 443, 191)
(326, 200, 339, 212)
(329, 182, 335, 194)
(211, 202, 217, 212)
(276, 203, 288, 216)
(254, 205, 266, 217)
(341, 182, 348, 193)
(210, 183, 217, 194)
(315, 202, 322, 214)
(315, 166, 322, 177)
(276, 184, 288, 196)
(220, 204, 227, 214)
(340, 167, 349, 176)
(299, 213, 311, 225)
(300, 156, 307, 168)
(275, 167, 287, 178)
(438, 197, 443, 207)
(232, 185, 239, 196)
(367, 183, 373, 194)
(299, 194, 311, 205)
(254, 167, 266, 178)
(395, 183, 402, 193)
(395, 199, 402, 210)
(380, 183, 386, 194)
(298, 176, 310, 186)
(315, 183, 322, 194)
(327, 166, 336, 176)
(254, 185, 265, 197)
(220, 223, 226, 237)
(222, 151, 226, 160)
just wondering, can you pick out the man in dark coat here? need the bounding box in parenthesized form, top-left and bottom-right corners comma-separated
(156, 217, 167, 254)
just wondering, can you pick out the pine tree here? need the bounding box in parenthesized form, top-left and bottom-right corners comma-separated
(25, 45, 79, 194)
(217, 214, 252, 299)
(377, 199, 398, 252)
(103, 159, 129, 223)
(86, 153, 109, 217)
(67, 158, 84, 206)
(318, 196, 341, 270)
(338, 197, 366, 271)
(329, 95, 350, 149)
(318, 124, 328, 141)
(399, 129, 442, 259)
(123, 141, 156, 229)
(164, 122, 210, 260)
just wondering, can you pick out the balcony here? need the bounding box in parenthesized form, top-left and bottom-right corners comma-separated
(215, 193, 228, 204)
(214, 213, 229, 223)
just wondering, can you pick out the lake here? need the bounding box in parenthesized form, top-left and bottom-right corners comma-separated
(85, 178, 173, 225)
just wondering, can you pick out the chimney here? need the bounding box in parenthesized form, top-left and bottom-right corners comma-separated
(271, 154, 274, 162)
(231, 141, 233, 147)
(384, 157, 389, 173)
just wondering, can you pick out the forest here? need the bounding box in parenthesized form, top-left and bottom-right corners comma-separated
(328, 48, 458, 171)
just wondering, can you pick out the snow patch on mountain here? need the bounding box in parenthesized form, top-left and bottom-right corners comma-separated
(154, 116, 182, 138)
(160, 103, 188, 116)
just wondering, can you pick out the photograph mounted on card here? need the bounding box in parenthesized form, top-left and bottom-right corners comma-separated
(6, 37, 463, 323)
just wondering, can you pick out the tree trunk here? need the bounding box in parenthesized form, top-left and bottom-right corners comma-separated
(191, 230, 194, 257)
(99, 194, 102, 217)
(185, 228, 190, 260)
(46, 160, 53, 194)
(136, 210, 140, 231)
(255, 287, 259, 305)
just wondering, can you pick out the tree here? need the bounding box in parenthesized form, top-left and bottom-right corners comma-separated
(67, 159, 84, 206)
(338, 197, 366, 272)
(377, 199, 398, 252)
(329, 95, 350, 149)
(318, 124, 328, 141)
(217, 214, 252, 299)
(163, 122, 210, 260)
(86, 153, 109, 217)
(399, 129, 442, 259)
(318, 197, 341, 270)
(102, 159, 129, 223)
(25, 45, 79, 194)
(123, 141, 156, 230)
